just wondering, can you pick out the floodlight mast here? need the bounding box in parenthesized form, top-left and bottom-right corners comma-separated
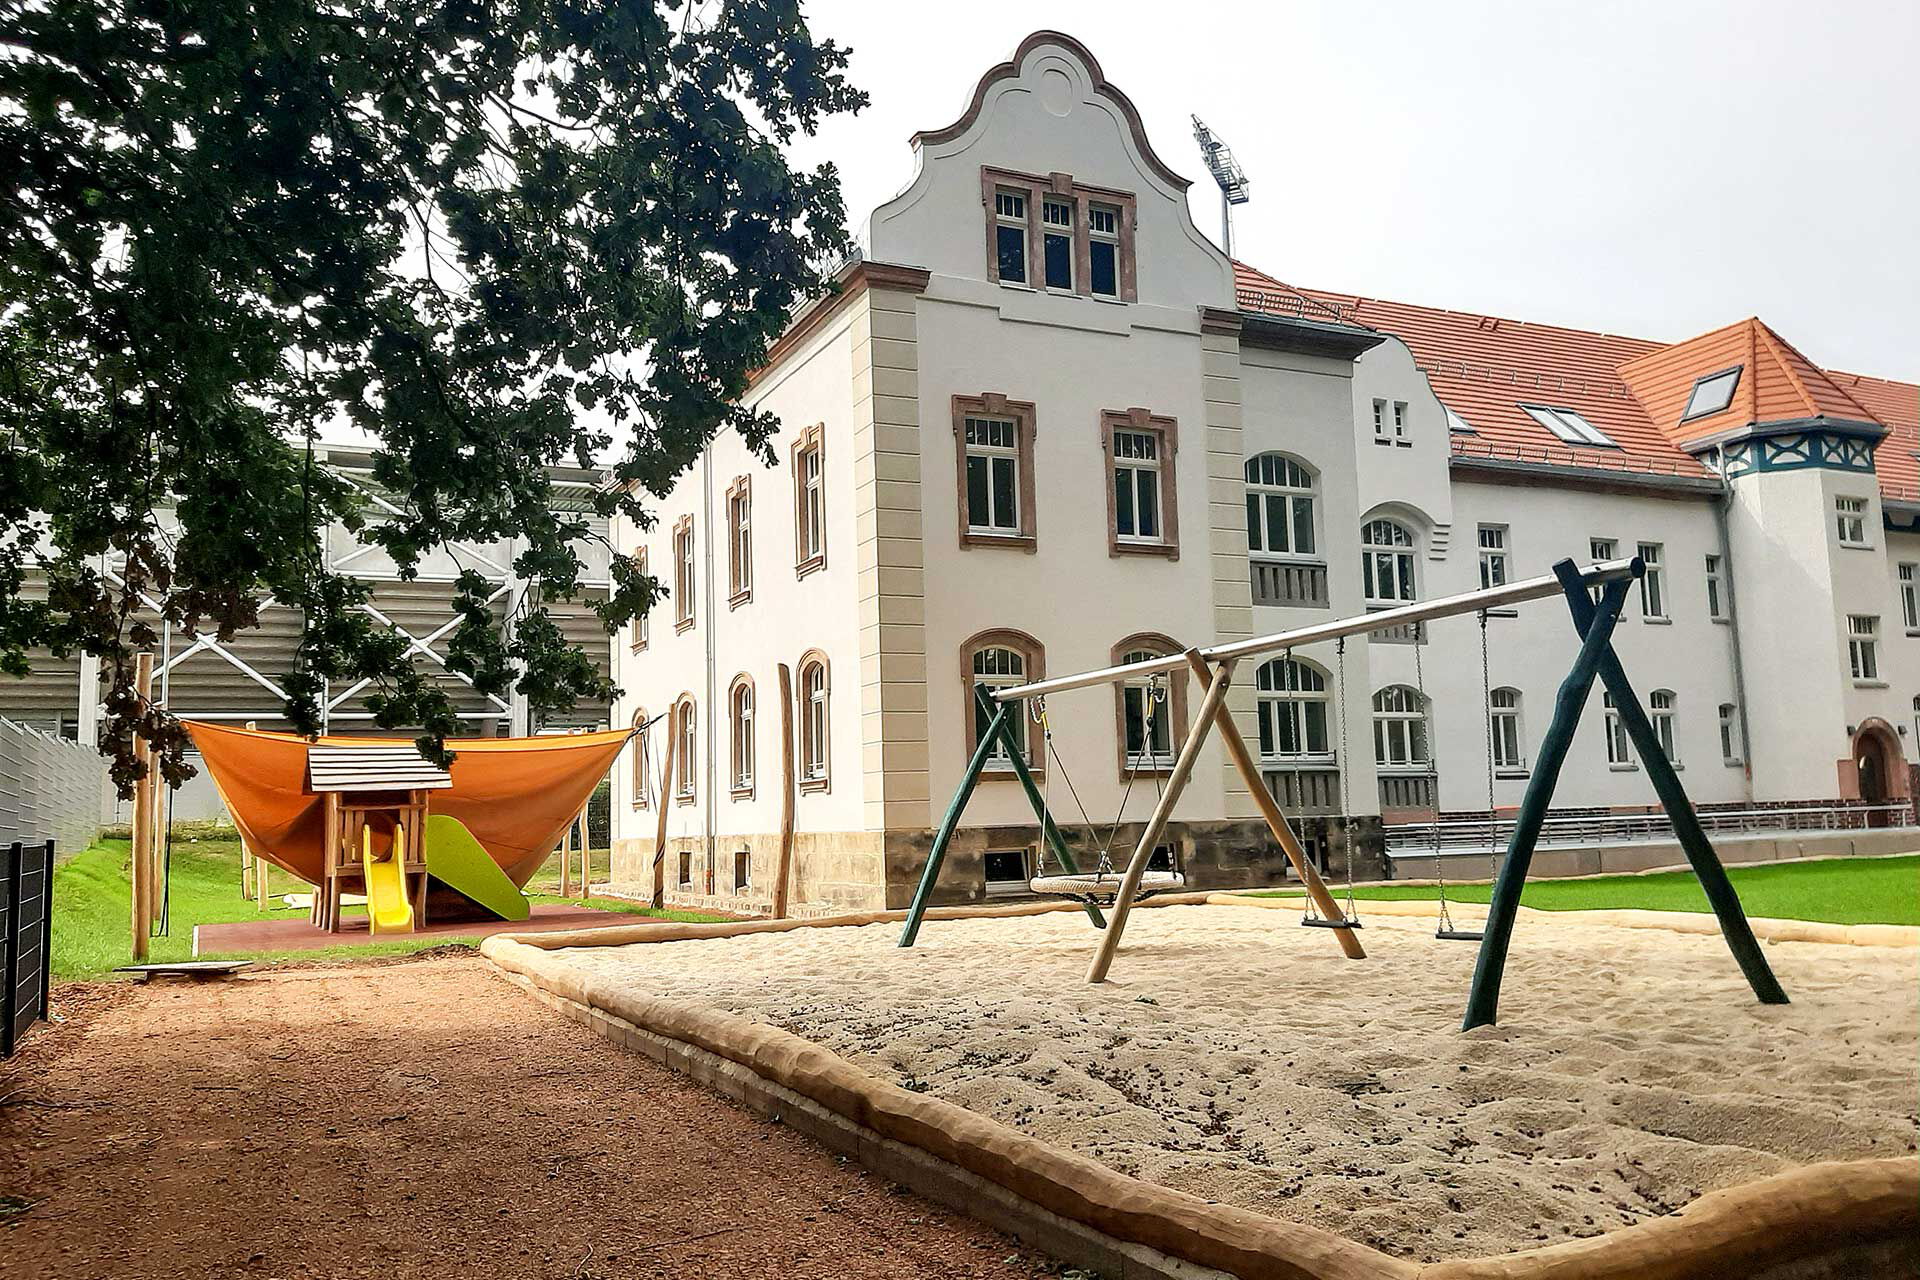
(1192, 115, 1250, 257)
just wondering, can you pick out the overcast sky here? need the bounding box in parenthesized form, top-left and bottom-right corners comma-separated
(789, 0, 1919, 381)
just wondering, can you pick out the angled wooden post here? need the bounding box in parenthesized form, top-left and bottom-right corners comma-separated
(1184, 652, 1364, 960)
(988, 692, 1105, 930)
(1557, 560, 1787, 1009)
(650, 725, 676, 910)
(1462, 569, 1631, 1030)
(129, 653, 154, 961)
(773, 663, 798, 919)
(1087, 655, 1234, 983)
(899, 700, 1013, 948)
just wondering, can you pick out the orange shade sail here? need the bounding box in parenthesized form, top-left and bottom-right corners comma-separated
(187, 722, 630, 888)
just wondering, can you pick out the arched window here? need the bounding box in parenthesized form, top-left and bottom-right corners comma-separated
(962, 630, 1045, 771)
(630, 708, 651, 809)
(1111, 634, 1188, 776)
(1254, 657, 1332, 761)
(1650, 689, 1678, 764)
(797, 652, 830, 790)
(1489, 688, 1524, 771)
(1244, 454, 1318, 558)
(673, 696, 697, 800)
(1361, 518, 1417, 606)
(1371, 686, 1429, 769)
(728, 675, 755, 797)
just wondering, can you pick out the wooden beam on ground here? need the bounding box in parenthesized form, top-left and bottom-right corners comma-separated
(773, 663, 797, 920)
(1086, 654, 1234, 983)
(1185, 652, 1364, 960)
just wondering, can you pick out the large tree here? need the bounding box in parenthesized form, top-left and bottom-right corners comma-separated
(0, 0, 863, 792)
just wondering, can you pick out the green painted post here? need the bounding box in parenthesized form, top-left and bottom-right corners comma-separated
(991, 697, 1106, 930)
(1462, 568, 1632, 1030)
(1557, 562, 1789, 1007)
(898, 700, 1012, 948)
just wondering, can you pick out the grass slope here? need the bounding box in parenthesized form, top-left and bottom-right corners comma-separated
(52, 834, 722, 983)
(1252, 855, 1920, 926)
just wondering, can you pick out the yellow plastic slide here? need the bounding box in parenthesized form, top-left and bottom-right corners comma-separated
(362, 824, 415, 935)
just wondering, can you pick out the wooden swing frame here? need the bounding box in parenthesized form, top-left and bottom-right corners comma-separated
(900, 557, 1788, 1030)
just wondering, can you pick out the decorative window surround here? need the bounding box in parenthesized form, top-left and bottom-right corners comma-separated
(797, 650, 831, 792)
(1102, 407, 1180, 560)
(793, 423, 827, 579)
(961, 629, 1046, 777)
(673, 694, 697, 803)
(1110, 633, 1189, 779)
(728, 673, 755, 799)
(630, 548, 650, 651)
(630, 708, 651, 809)
(951, 393, 1038, 551)
(672, 516, 695, 634)
(980, 166, 1138, 303)
(725, 474, 753, 609)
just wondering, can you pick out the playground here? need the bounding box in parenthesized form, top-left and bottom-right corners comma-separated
(504, 897, 1918, 1263)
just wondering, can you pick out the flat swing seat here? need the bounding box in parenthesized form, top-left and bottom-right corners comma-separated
(1301, 915, 1363, 930)
(1028, 870, 1185, 904)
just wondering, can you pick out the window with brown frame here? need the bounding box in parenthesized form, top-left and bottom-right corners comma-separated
(728, 674, 755, 798)
(960, 629, 1045, 775)
(1102, 408, 1179, 559)
(673, 696, 697, 803)
(630, 708, 651, 809)
(1110, 635, 1189, 778)
(792, 424, 826, 578)
(726, 475, 752, 608)
(951, 394, 1037, 550)
(797, 652, 830, 790)
(630, 547, 650, 651)
(672, 515, 695, 632)
(980, 167, 1137, 303)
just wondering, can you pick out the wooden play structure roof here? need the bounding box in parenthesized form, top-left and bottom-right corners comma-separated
(306, 744, 454, 793)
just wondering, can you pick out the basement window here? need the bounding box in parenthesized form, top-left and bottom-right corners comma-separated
(1519, 403, 1617, 448)
(983, 848, 1032, 896)
(1682, 366, 1742, 421)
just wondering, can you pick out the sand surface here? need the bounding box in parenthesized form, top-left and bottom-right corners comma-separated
(550, 902, 1919, 1262)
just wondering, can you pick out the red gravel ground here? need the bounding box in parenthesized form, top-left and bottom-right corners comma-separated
(0, 954, 1057, 1279)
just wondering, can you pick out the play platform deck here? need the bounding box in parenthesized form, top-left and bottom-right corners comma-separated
(193, 903, 629, 955)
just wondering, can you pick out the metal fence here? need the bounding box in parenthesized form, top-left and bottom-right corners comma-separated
(0, 717, 108, 854)
(3, 840, 55, 1057)
(1385, 800, 1915, 856)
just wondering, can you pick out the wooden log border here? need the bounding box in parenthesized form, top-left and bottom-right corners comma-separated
(481, 900, 1918, 1280)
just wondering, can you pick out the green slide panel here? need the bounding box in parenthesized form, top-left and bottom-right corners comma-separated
(423, 814, 530, 922)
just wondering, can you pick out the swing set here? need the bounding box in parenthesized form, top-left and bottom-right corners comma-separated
(899, 556, 1789, 1030)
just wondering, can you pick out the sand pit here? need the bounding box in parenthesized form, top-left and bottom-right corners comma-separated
(542, 901, 1918, 1263)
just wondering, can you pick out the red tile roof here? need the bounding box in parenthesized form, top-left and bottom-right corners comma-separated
(1232, 261, 1919, 494)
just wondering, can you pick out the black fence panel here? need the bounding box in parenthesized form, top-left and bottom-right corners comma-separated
(2, 840, 55, 1058)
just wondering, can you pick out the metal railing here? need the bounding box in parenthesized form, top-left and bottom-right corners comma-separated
(1234, 286, 1352, 326)
(1250, 558, 1328, 608)
(1385, 800, 1916, 855)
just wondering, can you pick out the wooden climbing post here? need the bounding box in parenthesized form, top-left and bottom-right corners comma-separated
(987, 691, 1105, 930)
(1087, 654, 1234, 984)
(1556, 560, 1788, 1010)
(1184, 652, 1364, 960)
(129, 652, 154, 961)
(1462, 568, 1631, 1030)
(898, 700, 1014, 948)
(773, 663, 797, 919)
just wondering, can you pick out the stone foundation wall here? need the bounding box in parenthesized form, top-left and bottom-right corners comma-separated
(610, 829, 889, 915)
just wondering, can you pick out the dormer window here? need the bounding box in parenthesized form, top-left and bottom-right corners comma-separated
(982, 168, 1136, 302)
(1089, 204, 1120, 297)
(1041, 199, 1074, 290)
(1682, 366, 1742, 421)
(1519, 403, 1616, 448)
(993, 190, 1028, 284)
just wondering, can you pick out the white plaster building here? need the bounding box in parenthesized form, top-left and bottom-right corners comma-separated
(609, 31, 1920, 915)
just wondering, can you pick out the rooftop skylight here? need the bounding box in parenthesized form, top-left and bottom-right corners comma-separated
(1519, 403, 1617, 448)
(1682, 366, 1742, 422)
(1444, 405, 1476, 435)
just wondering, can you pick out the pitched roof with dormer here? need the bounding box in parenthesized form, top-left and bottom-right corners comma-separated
(1232, 261, 1919, 496)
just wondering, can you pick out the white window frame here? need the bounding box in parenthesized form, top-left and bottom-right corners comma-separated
(1519, 402, 1617, 447)
(728, 485, 752, 602)
(1391, 400, 1409, 447)
(983, 847, 1034, 896)
(1361, 518, 1417, 606)
(730, 681, 754, 795)
(1901, 563, 1919, 633)
(962, 416, 1021, 536)
(1039, 196, 1075, 291)
(673, 522, 695, 630)
(1119, 650, 1175, 769)
(1478, 524, 1510, 589)
(1371, 398, 1389, 445)
(1489, 687, 1525, 772)
(799, 443, 824, 563)
(1255, 658, 1333, 763)
(800, 660, 829, 783)
(1637, 541, 1667, 619)
(1650, 689, 1680, 765)
(1371, 686, 1430, 771)
(1836, 496, 1869, 548)
(993, 188, 1028, 285)
(970, 645, 1027, 766)
(1848, 615, 1881, 683)
(1112, 428, 1165, 545)
(674, 700, 697, 799)
(1603, 692, 1634, 768)
(1244, 454, 1318, 559)
(1088, 203, 1121, 298)
(1705, 553, 1726, 621)
(1719, 702, 1744, 766)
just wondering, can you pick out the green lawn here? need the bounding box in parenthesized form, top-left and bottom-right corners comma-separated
(1250, 855, 1920, 926)
(51, 832, 723, 983)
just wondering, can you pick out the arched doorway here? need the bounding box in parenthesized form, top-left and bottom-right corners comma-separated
(1851, 720, 1905, 827)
